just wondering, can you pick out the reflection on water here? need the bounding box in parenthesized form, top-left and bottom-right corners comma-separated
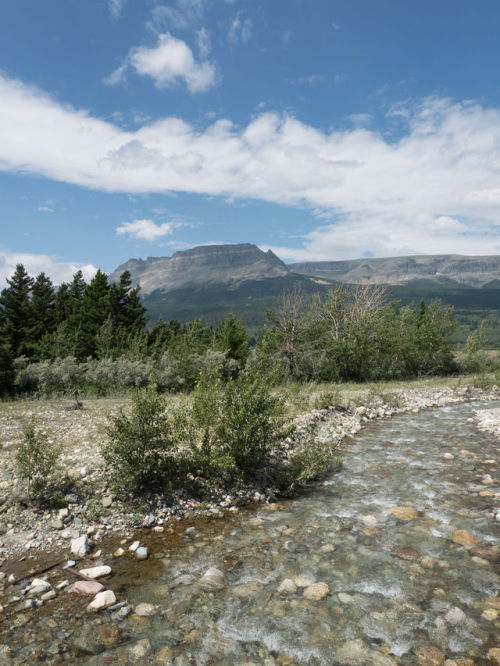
(3, 402, 500, 664)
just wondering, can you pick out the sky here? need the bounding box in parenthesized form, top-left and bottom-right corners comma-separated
(1, 0, 500, 285)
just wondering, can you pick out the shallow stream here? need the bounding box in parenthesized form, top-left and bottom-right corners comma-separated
(3, 401, 500, 664)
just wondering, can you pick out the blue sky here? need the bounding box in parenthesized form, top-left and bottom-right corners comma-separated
(1, 0, 500, 283)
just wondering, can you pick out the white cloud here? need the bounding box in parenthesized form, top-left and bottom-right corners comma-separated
(1, 73, 500, 258)
(228, 13, 252, 44)
(148, 0, 206, 33)
(106, 33, 217, 93)
(116, 219, 175, 241)
(108, 0, 126, 20)
(0, 249, 97, 286)
(37, 205, 53, 213)
(196, 27, 211, 58)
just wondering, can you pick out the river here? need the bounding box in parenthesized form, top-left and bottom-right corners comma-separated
(1, 401, 499, 664)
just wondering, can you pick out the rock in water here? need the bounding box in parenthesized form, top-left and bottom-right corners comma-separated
(136, 547, 149, 560)
(198, 567, 226, 590)
(68, 581, 105, 595)
(87, 590, 116, 611)
(451, 530, 482, 547)
(416, 646, 445, 665)
(303, 582, 330, 600)
(78, 565, 112, 579)
(277, 579, 297, 595)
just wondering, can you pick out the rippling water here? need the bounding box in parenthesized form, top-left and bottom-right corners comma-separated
(3, 401, 500, 664)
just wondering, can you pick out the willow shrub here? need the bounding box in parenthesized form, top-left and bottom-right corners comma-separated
(102, 390, 184, 494)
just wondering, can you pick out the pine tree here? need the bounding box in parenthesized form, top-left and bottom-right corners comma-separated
(216, 313, 250, 366)
(81, 270, 110, 357)
(0, 339, 14, 396)
(30, 272, 56, 355)
(0, 264, 34, 357)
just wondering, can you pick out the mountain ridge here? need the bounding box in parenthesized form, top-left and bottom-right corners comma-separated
(111, 243, 500, 293)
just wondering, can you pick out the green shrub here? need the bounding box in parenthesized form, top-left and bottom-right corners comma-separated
(184, 368, 294, 482)
(15, 421, 63, 501)
(102, 389, 183, 494)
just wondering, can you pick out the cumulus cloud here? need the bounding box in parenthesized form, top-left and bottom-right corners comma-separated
(0, 249, 97, 286)
(116, 219, 174, 241)
(1, 72, 500, 258)
(105, 32, 217, 93)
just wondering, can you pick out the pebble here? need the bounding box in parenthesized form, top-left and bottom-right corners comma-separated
(390, 506, 419, 520)
(293, 575, 315, 588)
(417, 646, 446, 665)
(303, 582, 330, 600)
(129, 540, 140, 552)
(86, 589, 116, 611)
(451, 530, 482, 547)
(444, 606, 466, 625)
(78, 565, 112, 579)
(134, 602, 158, 617)
(68, 580, 105, 595)
(198, 567, 226, 591)
(71, 535, 92, 558)
(136, 546, 149, 560)
(487, 649, 500, 665)
(277, 579, 297, 595)
(41, 590, 56, 601)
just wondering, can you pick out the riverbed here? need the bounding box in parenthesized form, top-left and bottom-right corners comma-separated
(1, 400, 499, 664)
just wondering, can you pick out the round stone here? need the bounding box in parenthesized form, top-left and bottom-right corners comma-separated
(303, 582, 330, 600)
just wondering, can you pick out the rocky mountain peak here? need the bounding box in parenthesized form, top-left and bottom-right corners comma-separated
(110, 243, 289, 295)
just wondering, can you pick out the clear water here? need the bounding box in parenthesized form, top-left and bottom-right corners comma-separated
(3, 401, 500, 664)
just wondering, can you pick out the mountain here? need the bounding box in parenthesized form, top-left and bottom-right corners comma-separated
(110, 243, 288, 295)
(289, 254, 500, 288)
(110, 244, 500, 343)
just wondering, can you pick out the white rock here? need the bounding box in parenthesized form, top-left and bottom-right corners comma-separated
(278, 578, 297, 595)
(136, 547, 149, 560)
(41, 590, 56, 601)
(128, 540, 140, 552)
(78, 565, 112, 580)
(134, 602, 157, 617)
(443, 452, 454, 460)
(29, 578, 51, 591)
(198, 567, 226, 590)
(87, 589, 116, 611)
(71, 535, 91, 558)
(445, 606, 467, 625)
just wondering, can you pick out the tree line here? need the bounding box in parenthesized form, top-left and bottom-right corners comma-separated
(0, 263, 463, 397)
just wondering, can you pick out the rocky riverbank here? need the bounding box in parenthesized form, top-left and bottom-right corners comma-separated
(0, 385, 497, 565)
(0, 387, 498, 664)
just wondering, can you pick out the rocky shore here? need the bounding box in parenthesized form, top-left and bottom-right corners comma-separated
(0, 384, 497, 565)
(0, 383, 498, 663)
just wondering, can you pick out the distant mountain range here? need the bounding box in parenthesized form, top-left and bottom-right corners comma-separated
(111, 244, 500, 293)
(110, 244, 500, 343)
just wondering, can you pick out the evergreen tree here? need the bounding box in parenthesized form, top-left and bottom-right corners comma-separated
(0, 339, 14, 396)
(0, 264, 34, 357)
(53, 283, 72, 325)
(216, 313, 250, 366)
(110, 270, 147, 335)
(30, 272, 56, 355)
(81, 270, 110, 357)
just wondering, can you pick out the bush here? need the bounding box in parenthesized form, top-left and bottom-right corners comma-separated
(102, 390, 183, 494)
(184, 368, 294, 482)
(15, 421, 63, 501)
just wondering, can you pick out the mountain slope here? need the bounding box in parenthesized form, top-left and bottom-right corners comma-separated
(110, 243, 288, 295)
(289, 254, 500, 287)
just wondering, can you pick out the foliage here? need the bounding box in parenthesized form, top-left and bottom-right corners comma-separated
(182, 368, 294, 482)
(15, 421, 63, 501)
(258, 287, 458, 383)
(0, 340, 14, 396)
(102, 390, 183, 493)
